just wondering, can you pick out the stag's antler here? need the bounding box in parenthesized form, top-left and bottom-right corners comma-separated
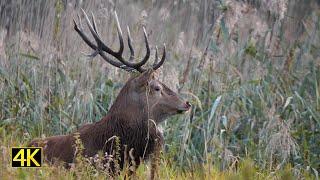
(73, 9, 166, 73)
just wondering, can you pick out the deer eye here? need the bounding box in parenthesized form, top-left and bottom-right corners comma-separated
(154, 86, 161, 91)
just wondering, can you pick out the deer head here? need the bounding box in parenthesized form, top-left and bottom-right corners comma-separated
(73, 10, 191, 124)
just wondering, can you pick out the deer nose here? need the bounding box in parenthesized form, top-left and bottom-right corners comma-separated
(186, 101, 191, 108)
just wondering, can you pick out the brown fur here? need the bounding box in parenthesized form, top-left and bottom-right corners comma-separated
(29, 70, 190, 175)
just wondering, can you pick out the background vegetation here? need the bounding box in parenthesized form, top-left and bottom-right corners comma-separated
(0, 0, 319, 179)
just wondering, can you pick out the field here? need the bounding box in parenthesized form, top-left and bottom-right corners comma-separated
(0, 0, 319, 179)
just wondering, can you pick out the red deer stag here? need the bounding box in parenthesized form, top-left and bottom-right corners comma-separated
(29, 10, 191, 177)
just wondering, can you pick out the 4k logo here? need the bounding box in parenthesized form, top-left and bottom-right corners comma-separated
(11, 148, 42, 167)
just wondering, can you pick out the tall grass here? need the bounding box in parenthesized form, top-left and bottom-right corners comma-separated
(0, 0, 319, 179)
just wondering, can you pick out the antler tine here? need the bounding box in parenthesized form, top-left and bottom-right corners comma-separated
(90, 12, 99, 34)
(81, 9, 142, 71)
(114, 11, 124, 57)
(153, 44, 166, 70)
(74, 18, 95, 50)
(73, 13, 129, 70)
(77, 14, 83, 30)
(81, 9, 117, 56)
(127, 26, 134, 62)
(81, 9, 140, 72)
(114, 12, 150, 71)
(75, 9, 164, 73)
(153, 46, 158, 66)
(136, 27, 151, 68)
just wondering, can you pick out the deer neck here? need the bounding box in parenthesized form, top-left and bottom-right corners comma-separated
(107, 94, 150, 126)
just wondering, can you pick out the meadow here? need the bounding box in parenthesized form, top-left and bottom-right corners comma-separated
(0, 0, 319, 179)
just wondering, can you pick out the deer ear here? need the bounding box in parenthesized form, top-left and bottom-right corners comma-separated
(135, 69, 155, 86)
